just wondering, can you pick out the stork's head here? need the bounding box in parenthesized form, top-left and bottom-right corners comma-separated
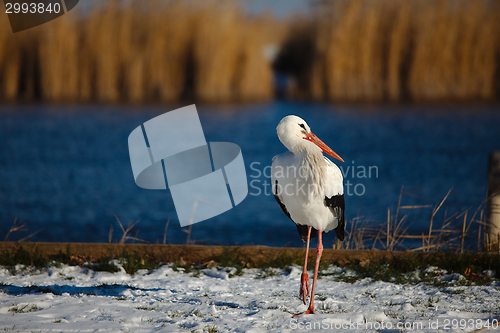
(276, 115, 344, 162)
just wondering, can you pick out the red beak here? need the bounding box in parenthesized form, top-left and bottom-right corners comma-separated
(305, 132, 344, 162)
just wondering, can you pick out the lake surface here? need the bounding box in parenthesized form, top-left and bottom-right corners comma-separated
(1, 102, 499, 248)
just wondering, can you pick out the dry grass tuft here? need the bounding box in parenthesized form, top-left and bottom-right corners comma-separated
(334, 186, 498, 253)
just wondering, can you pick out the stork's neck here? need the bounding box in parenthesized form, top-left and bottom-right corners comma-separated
(293, 148, 327, 194)
(301, 150, 327, 169)
(295, 146, 326, 166)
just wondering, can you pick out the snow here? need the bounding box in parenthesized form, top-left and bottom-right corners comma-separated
(0, 263, 499, 332)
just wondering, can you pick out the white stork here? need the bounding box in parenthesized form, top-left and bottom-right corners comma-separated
(271, 115, 345, 316)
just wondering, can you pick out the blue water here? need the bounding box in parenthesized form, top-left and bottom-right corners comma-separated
(1, 102, 499, 248)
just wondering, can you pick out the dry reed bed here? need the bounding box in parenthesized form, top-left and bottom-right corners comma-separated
(334, 187, 499, 253)
(2, 188, 498, 254)
(0, 0, 277, 102)
(285, 0, 500, 101)
(0, 0, 499, 102)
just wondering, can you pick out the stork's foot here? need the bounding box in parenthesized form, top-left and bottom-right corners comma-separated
(293, 308, 315, 318)
(299, 272, 310, 304)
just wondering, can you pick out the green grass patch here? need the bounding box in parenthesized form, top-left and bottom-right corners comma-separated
(86, 257, 121, 273)
(8, 303, 42, 313)
(255, 268, 281, 279)
(1, 245, 499, 285)
(203, 325, 218, 333)
(0, 245, 76, 271)
(0, 246, 163, 275)
(136, 305, 162, 312)
(331, 252, 500, 285)
(118, 250, 161, 275)
(215, 247, 303, 270)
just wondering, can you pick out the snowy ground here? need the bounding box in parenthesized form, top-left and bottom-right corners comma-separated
(0, 262, 499, 332)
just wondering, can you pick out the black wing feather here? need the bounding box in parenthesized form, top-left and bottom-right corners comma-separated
(273, 180, 317, 242)
(325, 194, 345, 241)
(294, 223, 317, 242)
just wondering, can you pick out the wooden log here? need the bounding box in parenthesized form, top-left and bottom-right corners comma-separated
(487, 151, 500, 251)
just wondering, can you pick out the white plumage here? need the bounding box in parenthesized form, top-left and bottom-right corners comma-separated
(272, 152, 343, 233)
(271, 115, 345, 316)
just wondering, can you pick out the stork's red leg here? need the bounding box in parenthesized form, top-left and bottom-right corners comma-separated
(307, 229, 323, 314)
(294, 229, 323, 317)
(299, 226, 312, 304)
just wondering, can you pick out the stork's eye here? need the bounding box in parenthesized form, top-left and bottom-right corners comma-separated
(299, 123, 306, 130)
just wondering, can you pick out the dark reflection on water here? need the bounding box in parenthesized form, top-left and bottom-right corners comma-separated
(0, 102, 499, 248)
